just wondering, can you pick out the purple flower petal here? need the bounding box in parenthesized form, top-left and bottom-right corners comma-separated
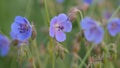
(50, 16, 57, 26)
(107, 18, 120, 36)
(84, 30, 94, 42)
(109, 30, 118, 36)
(108, 28, 119, 36)
(57, 13, 68, 22)
(17, 31, 31, 41)
(83, 0, 93, 5)
(93, 27, 104, 44)
(63, 21, 72, 32)
(55, 31, 66, 42)
(10, 31, 17, 40)
(15, 16, 31, 26)
(24, 17, 31, 25)
(1, 46, 9, 56)
(107, 24, 119, 36)
(15, 16, 25, 24)
(80, 17, 96, 30)
(11, 22, 20, 34)
(84, 26, 104, 44)
(49, 26, 55, 38)
(0, 34, 10, 56)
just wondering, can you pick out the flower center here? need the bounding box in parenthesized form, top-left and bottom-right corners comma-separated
(18, 24, 29, 33)
(54, 23, 64, 31)
(90, 26, 97, 33)
(111, 23, 117, 29)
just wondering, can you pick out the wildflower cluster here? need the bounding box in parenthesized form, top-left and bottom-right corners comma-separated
(0, 0, 119, 67)
(0, 11, 119, 62)
(49, 13, 120, 45)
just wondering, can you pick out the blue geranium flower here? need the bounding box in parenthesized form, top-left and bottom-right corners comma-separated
(10, 16, 32, 41)
(49, 13, 72, 42)
(0, 34, 10, 56)
(107, 18, 120, 36)
(80, 17, 104, 44)
(83, 0, 93, 5)
(103, 10, 112, 20)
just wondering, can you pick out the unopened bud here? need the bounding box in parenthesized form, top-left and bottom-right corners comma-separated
(11, 39, 19, 46)
(31, 23, 37, 40)
(55, 42, 69, 60)
(72, 40, 80, 53)
(94, 46, 101, 55)
(68, 7, 80, 22)
(88, 56, 95, 64)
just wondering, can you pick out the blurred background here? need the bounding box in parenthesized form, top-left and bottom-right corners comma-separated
(0, 0, 120, 68)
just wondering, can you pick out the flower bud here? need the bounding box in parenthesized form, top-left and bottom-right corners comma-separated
(68, 7, 80, 22)
(11, 39, 19, 46)
(31, 23, 37, 40)
(72, 40, 80, 53)
(55, 42, 69, 59)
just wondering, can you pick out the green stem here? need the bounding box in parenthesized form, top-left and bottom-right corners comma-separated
(32, 39, 41, 68)
(108, 6, 120, 22)
(79, 44, 95, 68)
(44, 0, 55, 68)
(89, 0, 98, 16)
(50, 38, 55, 68)
(76, 10, 84, 30)
(52, 53, 55, 68)
(78, 10, 84, 20)
(78, 56, 87, 67)
(44, 0, 50, 24)
(27, 46, 36, 68)
(25, 0, 33, 18)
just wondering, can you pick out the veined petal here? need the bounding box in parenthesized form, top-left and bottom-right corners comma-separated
(0, 34, 10, 56)
(80, 17, 96, 30)
(15, 16, 25, 24)
(17, 30, 32, 41)
(50, 16, 57, 26)
(10, 31, 17, 40)
(57, 13, 68, 22)
(83, 0, 93, 5)
(63, 21, 72, 32)
(11, 22, 20, 34)
(24, 17, 31, 25)
(55, 31, 66, 42)
(108, 28, 119, 36)
(49, 26, 55, 38)
(0, 46, 9, 56)
(93, 27, 104, 44)
(84, 30, 94, 42)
